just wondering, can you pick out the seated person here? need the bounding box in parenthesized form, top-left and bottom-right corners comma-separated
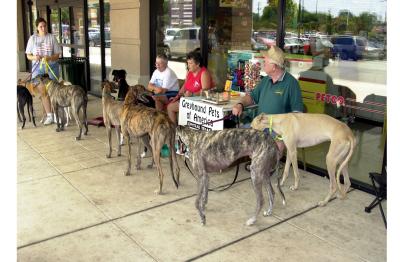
(167, 51, 214, 124)
(232, 46, 303, 153)
(147, 54, 180, 110)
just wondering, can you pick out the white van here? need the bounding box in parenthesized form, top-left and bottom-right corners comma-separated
(166, 27, 201, 58)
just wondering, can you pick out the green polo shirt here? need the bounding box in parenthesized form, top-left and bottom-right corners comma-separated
(250, 71, 303, 114)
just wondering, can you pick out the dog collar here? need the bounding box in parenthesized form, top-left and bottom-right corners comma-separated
(269, 116, 283, 141)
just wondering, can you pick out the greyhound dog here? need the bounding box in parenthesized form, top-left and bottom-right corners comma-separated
(176, 126, 285, 226)
(101, 80, 153, 164)
(22, 77, 73, 125)
(120, 85, 180, 194)
(251, 113, 356, 206)
(38, 75, 89, 140)
(17, 85, 36, 129)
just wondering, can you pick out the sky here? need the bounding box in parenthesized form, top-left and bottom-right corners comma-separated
(252, 0, 387, 21)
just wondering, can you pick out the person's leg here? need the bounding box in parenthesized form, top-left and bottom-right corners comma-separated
(36, 84, 53, 125)
(167, 101, 179, 124)
(153, 95, 169, 111)
(36, 85, 52, 114)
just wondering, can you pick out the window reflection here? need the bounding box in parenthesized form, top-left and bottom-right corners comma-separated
(285, 0, 387, 184)
(155, 0, 201, 80)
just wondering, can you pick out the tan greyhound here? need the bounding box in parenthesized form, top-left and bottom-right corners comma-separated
(251, 112, 356, 206)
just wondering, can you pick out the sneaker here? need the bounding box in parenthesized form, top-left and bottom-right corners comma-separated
(43, 115, 53, 125)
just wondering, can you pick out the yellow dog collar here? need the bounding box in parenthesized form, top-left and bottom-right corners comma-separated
(269, 116, 283, 141)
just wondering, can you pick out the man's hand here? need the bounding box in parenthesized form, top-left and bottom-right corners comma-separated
(232, 103, 244, 116)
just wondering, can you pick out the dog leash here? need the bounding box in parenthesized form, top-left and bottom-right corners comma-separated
(197, 113, 239, 128)
(40, 58, 59, 82)
(183, 157, 241, 192)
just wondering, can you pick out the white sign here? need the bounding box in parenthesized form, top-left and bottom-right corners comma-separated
(178, 97, 225, 130)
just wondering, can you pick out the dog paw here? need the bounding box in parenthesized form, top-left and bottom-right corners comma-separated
(124, 171, 131, 176)
(56, 128, 60, 132)
(154, 189, 162, 195)
(246, 217, 256, 226)
(289, 185, 298, 191)
(117, 153, 121, 157)
(106, 154, 111, 158)
(263, 209, 273, 216)
(75, 137, 81, 141)
(147, 164, 153, 169)
(318, 200, 327, 207)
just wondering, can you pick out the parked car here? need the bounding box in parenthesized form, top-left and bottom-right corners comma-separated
(163, 28, 180, 47)
(298, 37, 311, 55)
(251, 38, 267, 51)
(284, 37, 302, 54)
(363, 41, 386, 60)
(166, 27, 201, 58)
(88, 29, 111, 47)
(331, 35, 367, 61)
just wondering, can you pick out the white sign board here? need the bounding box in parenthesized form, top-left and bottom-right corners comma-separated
(178, 97, 225, 130)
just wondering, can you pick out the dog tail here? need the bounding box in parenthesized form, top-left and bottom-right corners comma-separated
(168, 126, 179, 189)
(336, 137, 355, 198)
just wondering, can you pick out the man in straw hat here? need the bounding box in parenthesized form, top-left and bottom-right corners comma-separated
(232, 45, 303, 154)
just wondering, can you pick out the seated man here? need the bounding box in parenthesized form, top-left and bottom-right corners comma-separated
(232, 46, 304, 155)
(147, 54, 180, 110)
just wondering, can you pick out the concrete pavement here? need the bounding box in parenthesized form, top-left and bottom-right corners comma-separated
(17, 73, 386, 261)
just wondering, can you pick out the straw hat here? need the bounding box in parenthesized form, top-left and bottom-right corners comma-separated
(261, 46, 285, 68)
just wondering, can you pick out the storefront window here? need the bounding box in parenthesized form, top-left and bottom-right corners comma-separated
(285, 0, 387, 185)
(104, 0, 112, 81)
(154, 0, 202, 80)
(50, 8, 60, 42)
(88, 0, 102, 95)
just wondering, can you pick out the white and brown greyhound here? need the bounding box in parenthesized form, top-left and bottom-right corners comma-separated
(251, 112, 356, 206)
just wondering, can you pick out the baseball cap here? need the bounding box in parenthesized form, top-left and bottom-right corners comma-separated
(261, 45, 285, 68)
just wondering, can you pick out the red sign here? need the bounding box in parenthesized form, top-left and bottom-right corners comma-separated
(316, 92, 345, 105)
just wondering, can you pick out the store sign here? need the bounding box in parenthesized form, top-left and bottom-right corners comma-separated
(178, 98, 224, 130)
(316, 92, 345, 106)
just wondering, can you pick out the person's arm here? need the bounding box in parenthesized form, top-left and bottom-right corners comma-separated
(170, 78, 187, 102)
(147, 82, 165, 94)
(232, 95, 254, 116)
(26, 53, 41, 61)
(44, 53, 60, 62)
(200, 69, 212, 91)
(25, 37, 40, 61)
(289, 78, 304, 113)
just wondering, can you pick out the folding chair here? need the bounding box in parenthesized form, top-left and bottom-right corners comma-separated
(365, 143, 387, 228)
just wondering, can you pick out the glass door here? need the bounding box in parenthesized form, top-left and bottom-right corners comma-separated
(88, 0, 111, 96)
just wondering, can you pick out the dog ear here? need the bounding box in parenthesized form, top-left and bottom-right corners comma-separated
(124, 86, 137, 105)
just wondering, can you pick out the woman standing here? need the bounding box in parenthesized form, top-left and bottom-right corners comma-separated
(25, 17, 61, 125)
(167, 51, 214, 124)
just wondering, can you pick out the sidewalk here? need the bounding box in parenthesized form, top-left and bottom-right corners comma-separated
(17, 75, 386, 261)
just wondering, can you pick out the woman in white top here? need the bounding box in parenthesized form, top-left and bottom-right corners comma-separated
(25, 17, 61, 125)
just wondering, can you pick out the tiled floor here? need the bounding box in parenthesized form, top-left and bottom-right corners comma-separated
(17, 72, 387, 261)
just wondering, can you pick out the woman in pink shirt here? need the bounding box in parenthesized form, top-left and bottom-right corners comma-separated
(167, 51, 214, 124)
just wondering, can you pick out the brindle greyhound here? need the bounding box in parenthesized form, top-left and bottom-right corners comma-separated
(101, 80, 153, 169)
(120, 85, 180, 194)
(176, 126, 285, 226)
(38, 75, 88, 140)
